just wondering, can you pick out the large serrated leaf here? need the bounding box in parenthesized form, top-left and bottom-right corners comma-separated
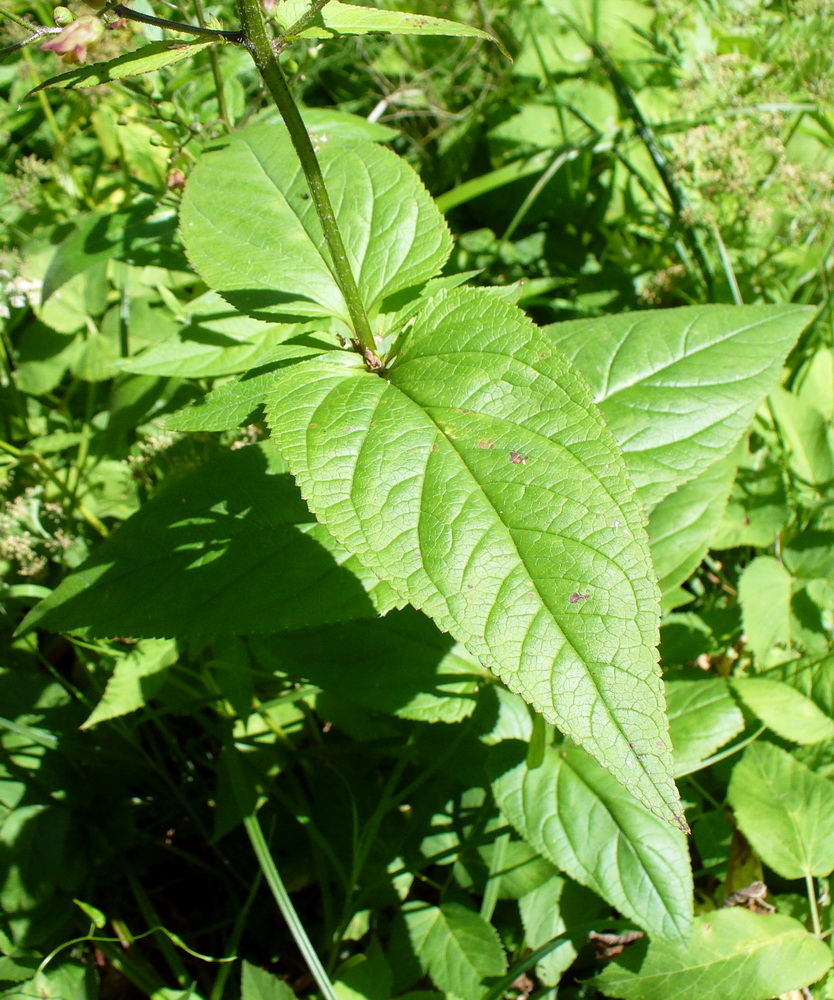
(263, 287, 683, 825)
(593, 910, 832, 1000)
(180, 122, 452, 323)
(490, 742, 692, 941)
(19, 445, 399, 639)
(545, 305, 812, 509)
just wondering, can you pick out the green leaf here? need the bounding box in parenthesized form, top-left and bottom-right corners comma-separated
(242, 960, 297, 1000)
(121, 291, 323, 378)
(490, 742, 693, 941)
(728, 741, 834, 879)
(544, 305, 812, 509)
(401, 902, 506, 1000)
(335, 940, 393, 1000)
(20, 444, 399, 639)
(82, 638, 178, 727)
(783, 530, 834, 580)
(768, 651, 834, 721)
(666, 678, 745, 776)
(42, 201, 180, 302)
(731, 677, 834, 745)
(180, 122, 452, 323)
(593, 909, 832, 1000)
(712, 447, 789, 550)
(274, 0, 502, 49)
(249, 607, 483, 723)
(264, 287, 682, 824)
(73, 898, 107, 929)
(161, 366, 280, 432)
(647, 450, 739, 607)
(738, 556, 793, 664)
(32, 38, 219, 93)
(768, 386, 834, 488)
(8, 962, 98, 1000)
(518, 876, 604, 986)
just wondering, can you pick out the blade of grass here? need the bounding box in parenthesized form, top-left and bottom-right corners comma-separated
(243, 811, 339, 1000)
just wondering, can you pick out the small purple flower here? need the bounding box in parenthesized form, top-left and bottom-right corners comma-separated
(41, 16, 104, 63)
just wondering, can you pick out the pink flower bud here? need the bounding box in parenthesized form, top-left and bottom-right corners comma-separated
(41, 15, 104, 63)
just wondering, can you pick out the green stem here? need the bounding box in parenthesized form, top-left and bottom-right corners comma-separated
(235, 0, 378, 360)
(113, 4, 242, 40)
(243, 812, 339, 1000)
(193, 0, 233, 130)
(807, 874, 822, 937)
(0, 3, 39, 30)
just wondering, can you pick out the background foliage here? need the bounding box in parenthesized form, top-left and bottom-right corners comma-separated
(1, 0, 834, 998)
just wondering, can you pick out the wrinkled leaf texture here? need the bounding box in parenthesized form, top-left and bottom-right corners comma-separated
(180, 123, 452, 324)
(262, 288, 683, 825)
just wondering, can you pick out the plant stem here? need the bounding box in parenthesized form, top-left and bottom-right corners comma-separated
(235, 0, 378, 359)
(0, 3, 40, 31)
(807, 874, 822, 937)
(243, 812, 339, 1000)
(113, 4, 242, 40)
(193, 0, 233, 130)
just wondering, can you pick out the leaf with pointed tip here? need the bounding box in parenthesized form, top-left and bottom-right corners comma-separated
(400, 902, 506, 1000)
(180, 122, 452, 323)
(545, 305, 812, 510)
(490, 741, 692, 941)
(274, 0, 501, 50)
(263, 287, 682, 824)
(32, 39, 219, 94)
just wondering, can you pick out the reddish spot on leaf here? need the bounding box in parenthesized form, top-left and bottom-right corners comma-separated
(509, 451, 528, 465)
(476, 439, 494, 449)
(308, 423, 318, 429)
(569, 591, 590, 604)
(431, 442, 439, 451)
